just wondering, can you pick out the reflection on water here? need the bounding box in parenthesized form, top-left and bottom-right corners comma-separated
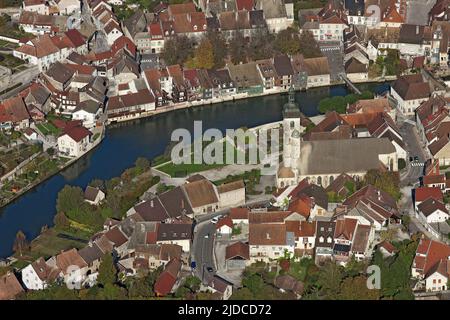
(0, 83, 390, 257)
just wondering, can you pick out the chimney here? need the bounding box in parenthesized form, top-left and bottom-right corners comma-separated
(416, 25, 420, 35)
(266, 233, 271, 240)
(151, 200, 154, 207)
(181, 199, 184, 209)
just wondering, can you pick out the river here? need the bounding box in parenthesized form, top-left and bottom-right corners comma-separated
(0, 83, 390, 258)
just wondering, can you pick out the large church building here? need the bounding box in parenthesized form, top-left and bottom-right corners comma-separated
(276, 88, 399, 189)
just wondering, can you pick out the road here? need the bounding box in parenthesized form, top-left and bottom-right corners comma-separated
(397, 114, 427, 186)
(191, 198, 270, 283)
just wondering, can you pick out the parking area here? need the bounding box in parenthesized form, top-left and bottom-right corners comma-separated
(319, 42, 344, 82)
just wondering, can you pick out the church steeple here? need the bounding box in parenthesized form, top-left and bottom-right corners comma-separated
(282, 85, 301, 119)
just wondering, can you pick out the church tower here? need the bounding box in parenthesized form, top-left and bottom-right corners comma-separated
(277, 86, 302, 188)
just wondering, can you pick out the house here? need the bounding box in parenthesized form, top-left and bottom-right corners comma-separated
(57, 125, 92, 157)
(390, 74, 431, 115)
(229, 207, 249, 225)
(316, 0, 348, 41)
(333, 217, 359, 264)
(412, 237, 450, 292)
(72, 100, 102, 128)
(154, 257, 182, 296)
(22, 0, 50, 15)
(301, 57, 331, 88)
(249, 223, 295, 263)
(417, 198, 449, 224)
(205, 275, 233, 300)
(55, 248, 88, 289)
(350, 223, 374, 261)
(183, 178, 220, 217)
(325, 173, 356, 200)
(0, 273, 24, 300)
(106, 89, 156, 123)
(216, 216, 233, 236)
(315, 220, 336, 265)
(23, 128, 39, 141)
(217, 180, 245, 208)
(44, 62, 75, 92)
(398, 24, 431, 58)
(21, 257, 60, 290)
(57, 0, 80, 15)
(104, 225, 129, 257)
(288, 220, 316, 256)
(414, 187, 443, 211)
(0, 96, 31, 131)
(225, 241, 250, 270)
(227, 62, 264, 95)
(345, 57, 368, 82)
(273, 54, 294, 90)
(156, 222, 192, 253)
(78, 243, 104, 285)
(254, 0, 292, 33)
(84, 186, 105, 205)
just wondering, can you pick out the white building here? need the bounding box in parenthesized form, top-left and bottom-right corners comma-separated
(57, 125, 92, 158)
(21, 257, 61, 290)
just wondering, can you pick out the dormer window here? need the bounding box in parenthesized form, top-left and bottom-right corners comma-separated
(193, 25, 198, 31)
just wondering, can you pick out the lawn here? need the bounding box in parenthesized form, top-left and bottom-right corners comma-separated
(157, 140, 243, 177)
(36, 122, 60, 136)
(0, 53, 25, 69)
(18, 228, 88, 262)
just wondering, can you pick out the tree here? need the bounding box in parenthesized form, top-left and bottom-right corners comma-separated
(161, 35, 194, 65)
(298, 30, 322, 58)
(247, 29, 275, 61)
(185, 38, 215, 69)
(89, 179, 105, 190)
(56, 185, 84, 214)
(13, 230, 29, 256)
(274, 27, 301, 55)
(97, 254, 117, 287)
(229, 31, 247, 64)
(241, 272, 264, 296)
(338, 276, 380, 300)
(53, 211, 70, 230)
(363, 169, 401, 200)
(206, 31, 228, 68)
(135, 157, 150, 171)
(315, 261, 344, 299)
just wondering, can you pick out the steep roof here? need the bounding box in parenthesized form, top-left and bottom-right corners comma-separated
(183, 179, 219, 208)
(0, 273, 23, 300)
(249, 223, 287, 245)
(392, 74, 430, 101)
(225, 241, 249, 260)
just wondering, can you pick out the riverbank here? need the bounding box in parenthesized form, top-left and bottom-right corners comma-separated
(0, 126, 105, 209)
(107, 77, 394, 125)
(0, 82, 391, 258)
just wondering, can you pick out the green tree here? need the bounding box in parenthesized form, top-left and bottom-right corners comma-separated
(97, 254, 117, 287)
(241, 272, 264, 296)
(274, 27, 301, 55)
(186, 38, 215, 70)
(56, 185, 84, 213)
(338, 276, 380, 300)
(316, 261, 344, 299)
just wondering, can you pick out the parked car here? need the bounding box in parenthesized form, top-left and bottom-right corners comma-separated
(211, 217, 219, 224)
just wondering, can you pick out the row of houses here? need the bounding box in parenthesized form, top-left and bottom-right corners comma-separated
(220, 179, 400, 268)
(8, 174, 245, 298)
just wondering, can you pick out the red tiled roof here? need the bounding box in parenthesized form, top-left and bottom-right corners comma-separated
(414, 238, 450, 276)
(229, 207, 249, 220)
(63, 125, 92, 142)
(415, 187, 443, 203)
(225, 241, 249, 260)
(216, 216, 233, 230)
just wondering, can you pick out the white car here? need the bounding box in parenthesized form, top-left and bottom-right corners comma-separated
(211, 217, 219, 224)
